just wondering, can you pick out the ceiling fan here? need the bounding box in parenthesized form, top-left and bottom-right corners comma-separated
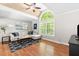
(24, 3, 41, 12)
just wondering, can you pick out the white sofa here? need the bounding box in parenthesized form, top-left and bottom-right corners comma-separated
(31, 35, 42, 40)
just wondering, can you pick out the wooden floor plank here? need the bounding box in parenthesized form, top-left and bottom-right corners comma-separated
(0, 40, 69, 56)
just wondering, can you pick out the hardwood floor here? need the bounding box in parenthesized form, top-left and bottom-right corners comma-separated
(0, 40, 69, 56)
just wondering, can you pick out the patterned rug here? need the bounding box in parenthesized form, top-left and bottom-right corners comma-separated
(8, 39, 39, 52)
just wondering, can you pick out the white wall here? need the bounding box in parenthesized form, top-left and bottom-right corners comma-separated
(31, 10, 79, 45)
(55, 11, 79, 44)
(0, 18, 32, 42)
(44, 10, 79, 45)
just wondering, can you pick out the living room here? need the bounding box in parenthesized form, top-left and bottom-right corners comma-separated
(1, 3, 79, 56)
(0, 3, 66, 56)
(0, 4, 36, 42)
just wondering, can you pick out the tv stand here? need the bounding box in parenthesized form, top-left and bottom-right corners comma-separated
(75, 36, 79, 40)
(69, 35, 79, 56)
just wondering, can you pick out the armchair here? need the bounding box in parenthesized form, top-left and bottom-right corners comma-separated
(10, 32, 19, 41)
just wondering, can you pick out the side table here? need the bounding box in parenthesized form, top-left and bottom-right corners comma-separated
(2, 36, 11, 44)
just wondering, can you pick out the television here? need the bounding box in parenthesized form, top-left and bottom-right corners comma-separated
(77, 24, 79, 37)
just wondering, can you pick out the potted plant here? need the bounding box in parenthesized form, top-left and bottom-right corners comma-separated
(0, 25, 7, 34)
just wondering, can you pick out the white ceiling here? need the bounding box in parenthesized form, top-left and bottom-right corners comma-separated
(44, 3, 79, 15)
(1, 3, 79, 22)
(0, 4, 38, 22)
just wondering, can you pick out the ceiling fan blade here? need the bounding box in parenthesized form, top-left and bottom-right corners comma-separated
(24, 3, 31, 6)
(35, 7, 41, 9)
(24, 3, 31, 10)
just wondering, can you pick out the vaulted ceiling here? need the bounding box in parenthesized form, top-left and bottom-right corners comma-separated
(0, 3, 42, 17)
(1, 3, 79, 19)
(0, 4, 38, 22)
(44, 3, 79, 15)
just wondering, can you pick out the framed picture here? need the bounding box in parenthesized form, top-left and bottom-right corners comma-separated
(34, 24, 37, 29)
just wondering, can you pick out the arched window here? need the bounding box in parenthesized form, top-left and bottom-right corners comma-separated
(39, 10, 55, 36)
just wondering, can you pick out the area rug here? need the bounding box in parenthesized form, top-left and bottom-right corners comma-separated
(8, 39, 39, 52)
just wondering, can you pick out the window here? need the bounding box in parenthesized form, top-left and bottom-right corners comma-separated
(39, 10, 55, 36)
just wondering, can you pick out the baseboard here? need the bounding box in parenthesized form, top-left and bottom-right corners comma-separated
(42, 38, 69, 46)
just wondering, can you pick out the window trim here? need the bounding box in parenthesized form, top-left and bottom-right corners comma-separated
(39, 10, 55, 36)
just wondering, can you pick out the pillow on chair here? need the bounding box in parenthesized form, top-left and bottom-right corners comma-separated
(10, 32, 19, 41)
(12, 32, 19, 37)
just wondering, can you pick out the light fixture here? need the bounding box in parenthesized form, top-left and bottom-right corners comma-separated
(24, 3, 47, 12)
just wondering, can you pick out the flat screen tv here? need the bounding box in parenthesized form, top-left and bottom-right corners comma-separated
(77, 24, 79, 37)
